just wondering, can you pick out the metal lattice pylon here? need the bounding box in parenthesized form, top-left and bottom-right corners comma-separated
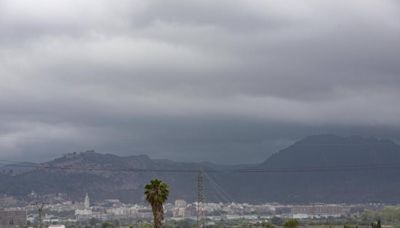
(197, 170, 206, 228)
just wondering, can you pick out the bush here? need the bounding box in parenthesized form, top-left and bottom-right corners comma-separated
(283, 219, 300, 228)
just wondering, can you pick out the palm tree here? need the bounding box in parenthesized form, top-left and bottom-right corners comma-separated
(144, 179, 170, 228)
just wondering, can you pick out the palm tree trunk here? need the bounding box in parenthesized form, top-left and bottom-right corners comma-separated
(152, 204, 164, 228)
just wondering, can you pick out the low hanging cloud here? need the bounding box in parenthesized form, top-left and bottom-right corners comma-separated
(0, 0, 399, 163)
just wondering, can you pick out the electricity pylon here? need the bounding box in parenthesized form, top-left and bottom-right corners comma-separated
(197, 170, 206, 228)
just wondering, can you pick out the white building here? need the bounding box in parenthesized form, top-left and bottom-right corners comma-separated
(48, 225, 66, 228)
(75, 193, 92, 219)
(175, 200, 187, 208)
(84, 193, 90, 209)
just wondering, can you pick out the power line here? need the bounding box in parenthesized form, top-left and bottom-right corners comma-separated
(203, 172, 233, 203)
(235, 163, 400, 173)
(2, 159, 400, 174)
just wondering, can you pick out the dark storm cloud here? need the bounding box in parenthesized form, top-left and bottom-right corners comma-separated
(0, 0, 400, 163)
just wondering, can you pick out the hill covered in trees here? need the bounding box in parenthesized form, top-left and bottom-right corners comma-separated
(1, 135, 400, 204)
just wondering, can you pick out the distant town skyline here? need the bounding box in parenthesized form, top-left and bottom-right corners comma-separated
(0, 0, 400, 164)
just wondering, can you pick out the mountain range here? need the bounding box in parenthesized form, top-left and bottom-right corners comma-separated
(1, 135, 400, 204)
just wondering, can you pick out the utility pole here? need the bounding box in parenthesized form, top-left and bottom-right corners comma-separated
(197, 170, 206, 228)
(34, 202, 45, 228)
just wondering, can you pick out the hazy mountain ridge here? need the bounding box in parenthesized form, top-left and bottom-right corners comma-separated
(1, 135, 400, 204)
(261, 135, 400, 168)
(253, 135, 400, 203)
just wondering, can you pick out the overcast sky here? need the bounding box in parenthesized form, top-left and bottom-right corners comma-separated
(0, 0, 399, 164)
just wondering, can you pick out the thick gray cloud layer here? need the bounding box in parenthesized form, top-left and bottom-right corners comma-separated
(0, 0, 399, 163)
